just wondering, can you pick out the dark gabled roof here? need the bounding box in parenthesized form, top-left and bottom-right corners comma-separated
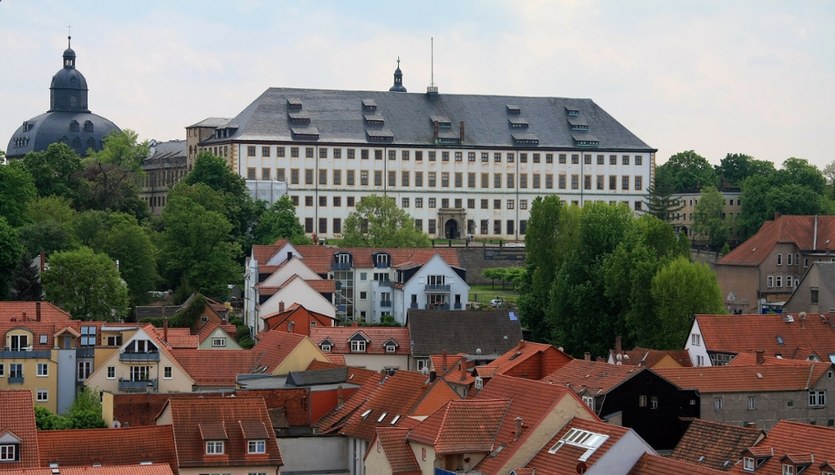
(200, 87, 654, 151)
(286, 366, 349, 386)
(407, 310, 523, 357)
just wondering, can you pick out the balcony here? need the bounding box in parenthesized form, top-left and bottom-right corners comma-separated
(380, 300, 392, 308)
(8, 376, 24, 385)
(454, 302, 463, 310)
(118, 378, 158, 392)
(425, 284, 451, 292)
(376, 280, 392, 288)
(374, 261, 390, 269)
(410, 302, 419, 309)
(427, 304, 450, 311)
(119, 352, 160, 362)
(76, 347, 95, 358)
(0, 349, 51, 359)
(331, 261, 352, 270)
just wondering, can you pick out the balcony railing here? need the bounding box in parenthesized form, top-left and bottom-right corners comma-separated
(8, 376, 24, 385)
(425, 284, 451, 292)
(375, 280, 392, 288)
(427, 304, 450, 311)
(118, 378, 158, 392)
(0, 349, 51, 359)
(410, 302, 419, 309)
(454, 302, 463, 310)
(374, 262, 390, 269)
(119, 352, 160, 362)
(331, 261, 352, 270)
(380, 300, 392, 308)
(76, 347, 95, 358)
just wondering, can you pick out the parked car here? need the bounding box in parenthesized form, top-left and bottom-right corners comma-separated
(490, 297, 504, 308)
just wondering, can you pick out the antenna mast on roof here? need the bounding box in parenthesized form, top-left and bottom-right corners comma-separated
(427, 37, 438, 95)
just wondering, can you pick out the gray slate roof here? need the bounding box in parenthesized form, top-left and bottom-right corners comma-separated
(407, 309, 523, 356)
(202, 87, 654, 151)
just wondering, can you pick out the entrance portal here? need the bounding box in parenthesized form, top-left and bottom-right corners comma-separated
(444, 219, 459, 239)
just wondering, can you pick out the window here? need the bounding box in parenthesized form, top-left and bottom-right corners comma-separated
(635, 176, 643, 191)
(714, 397, 723, 411)
(748, 396, 757, 410)
(428, 172, 437, 187)
(385, 343, 397, 353)
(622, 155, 630, 165)
(809, 390, 827, 407)
(247, 146, 256, 157)
(106, 366, 115, 379)
(638, 395, 647, 407)
(77, 361, 92, 381)
(0, 445, 17, 462)
(494, 152, 502, 163)
(321, 342, 332, 352)
(811, 288, 819, 304)
(306, 147, 315, 158)
(650, 397, 658, 409)
(691, 333, 701, 346)
(782, 464, 795, 475)
(206, 440, 225, 455)
(305, 169, 314, 185)
(360, 171, 369, 186)
(582, 395, 594, 411)
(39, 334, 47, 344)
(36, 389, 48, 402)
(402, 197, 409, 208)
(81, 326, 97, 346)
(9, 363, 22, 379)
(415, 198, 423, 208)
(777, 253, 783, 265)
(333, 148, 341, 159)
(767, 275, 774, 288)
(743, 457, 755, 471)
(428, 198, 436, 208)
(622, 175, 630, 190)
(37, 363, 48, 377)
(248, 440, 266, 454)
(636, 156, 643, 166)
(261, 168, 271, 180)
(164, 366, 173, 379)
(351, 340, 367, 353)
(571, 154, 579, 164)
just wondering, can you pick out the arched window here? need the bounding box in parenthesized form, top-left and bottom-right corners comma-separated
(70, 120, 79, 132)
(84, 120, 94, 132)
(87, 137, 96, 150)
(72, 136, 82, 151)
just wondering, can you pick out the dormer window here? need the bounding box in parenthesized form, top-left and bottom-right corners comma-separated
(84, 120, 94, 132)
(70, 120, 80, 132)
(384, 339, 398, 353)
(248, 440, 266, 454)
(374, 252, 390, 268)
(781, 464, 794, 475)
(351, 340, 367, 353)
(320, 339, 333, 352)
(0, 444, 19, 462)
(206, 440, 225, 455)
(743, 457, 755, 471)
(565, 106, 580, 117)
(212, 337, 226, 348)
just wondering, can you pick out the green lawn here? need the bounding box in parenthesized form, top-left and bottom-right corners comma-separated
(469, 284, 519, 308)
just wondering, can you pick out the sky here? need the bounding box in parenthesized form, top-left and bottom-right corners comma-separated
(2, 0, 834, 169)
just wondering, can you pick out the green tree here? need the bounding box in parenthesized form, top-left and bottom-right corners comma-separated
(17, 196, 79, 257)
(34, 388, 106, 428)
(158, 184, 242, 302)
(651, 257, 724, 349)
(643, 183, 684, 222)
(483, 267, 525, 290)
(714, 153, 775, 189)
(692, 186, 730, 249)
(342, 194, 430, 247)
(0, 160, 37, 227)
(655, 150, 716, 193)
(518, 196, 579, 342)
(254, 194, 310, 245)
(0, 217, 24, 299)
(41, 246, 128, 321)
(22, 142, 85, 202)
(81, 129, 149, 219)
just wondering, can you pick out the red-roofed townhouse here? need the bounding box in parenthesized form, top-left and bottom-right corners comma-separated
(518, 417, 655, 475)
(542, 358, 698, 450)
(474, 340, 572, 383)
(310, 324, 410, 372)
(732, 420, 835, 474)
(37, 425, 178, 473)
(629, 453, 727, 475)
(686, 313, 835, 367)
(608, 336, 692, 368)
(316, 369, 460, 475)
(251, 329, 331, 376)
(258, 275, 336, 324)
(156, 396, 283, 475)
(656, 360, 835, 430)
(2, 465, 176, 474)
(715, 215, 835, 313)
(670, 418, 764, 471)
(0, 390, 39, 470)
(366, 426, 421, 475)
(85, 325, 196, 395)
(262, 303, 336, 336)
(169, 349, 257, 391)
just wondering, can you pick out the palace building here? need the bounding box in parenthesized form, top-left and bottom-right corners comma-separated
(189, 63, 655, 240)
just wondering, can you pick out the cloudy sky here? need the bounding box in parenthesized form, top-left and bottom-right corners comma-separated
(2, 0, 833, 168)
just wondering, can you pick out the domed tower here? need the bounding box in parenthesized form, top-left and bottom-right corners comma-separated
(388, 57, 407, 93)
(5, 36, 120, 159)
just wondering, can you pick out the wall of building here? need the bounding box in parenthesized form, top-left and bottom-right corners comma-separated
(715, 265, 759, 314)
(280, 436, 349, 475)
(342, 354, 409, 373)
(457, 246, 525, 285)
(590, 431, 654, 475)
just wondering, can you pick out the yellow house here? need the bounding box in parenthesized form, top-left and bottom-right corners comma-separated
(251, 329, 331, 376)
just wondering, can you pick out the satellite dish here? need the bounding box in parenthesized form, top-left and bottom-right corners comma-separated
(112, 420, 122, 428)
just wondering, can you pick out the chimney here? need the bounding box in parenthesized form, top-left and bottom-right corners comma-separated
(615, 336, 622, 355)
(163, 317, 169, 343)
(36, 302, 41, 322)
(514, 416, 523, 441)
(774, 211, 781, 220)
(433, 121, 439, 142)
(39, 249, 45, 273)
(756, 349, 764, 365)
(442, 350, 448, 372)
(584, 352, 591, 361)
(279, 301, 285, 313)
(459, 121, 465, 143)
(287, 251, 293, 261)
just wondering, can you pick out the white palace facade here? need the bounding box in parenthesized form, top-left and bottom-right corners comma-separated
(188, 65, 655, 241)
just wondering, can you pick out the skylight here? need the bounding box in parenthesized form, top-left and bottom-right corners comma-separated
(548, 427, 609, 462)
(377, 412, 388, 423)
(361, 409, 372, 419)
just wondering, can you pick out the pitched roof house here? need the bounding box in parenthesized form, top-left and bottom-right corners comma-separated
(0, 389, 39, 470)
(475, 341, 573, 381)
(262, 303, 337, 335)
(250, 329, 331, 375)
(784, 262, 835, 315)
(310, 324, 411, 372)
(733, 420, 835, 474)
(156, 396, 283, 474)
(670, 419, 763, 471)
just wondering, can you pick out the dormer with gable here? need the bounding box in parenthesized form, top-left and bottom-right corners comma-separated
(349, 331, 370, 353)
(372, 252, 390, 269)
(319, 337, 335, 353)
(390, 253, 469, 325)
(332, 251, 353, 271)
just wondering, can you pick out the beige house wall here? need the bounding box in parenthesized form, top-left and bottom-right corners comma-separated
(271, 339, 330, 376)
(363, 439, 394, 475)
(715, 264, 759, 313)
(343, 354, 409, 372)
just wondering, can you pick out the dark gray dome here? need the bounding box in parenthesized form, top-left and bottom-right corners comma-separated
(5, 40, 119, 159)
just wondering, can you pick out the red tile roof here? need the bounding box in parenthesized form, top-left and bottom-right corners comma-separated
(234, 388, 312, 427)
(629, 453, 727, 474)
(262, 244, 461, 274)
(164, 328, 199, 348)
(0, 301, 73, 322)
(0, 389, 39, 469)
(730, 420, 835, 474)
(170, 349, 257, 387)
(719, 215, 835, 266)
(654, 361, 830, 393)
(372, 427, 421, 475)
(694, 313, 835, 360)
(305, 360, 381, 386)
(476, 341, 572, 380)
(2, 465, 175, 475)
(671, 419, 763, 471)
(37, 425, 177, 473)
(262, 305, 336, 331)
(472, 375, 597, 474)
(522, 417, 632, 474)
(407, 398, 510, 454)
(541, 359, 646, 396)
(310, 326, 411, 355)
(612, 347, 693, 368)
(251, 330, 312, 372)
(167, 397, 283, 469)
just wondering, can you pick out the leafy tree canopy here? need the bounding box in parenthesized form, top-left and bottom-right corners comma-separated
(80, 129, 149, 219)
(655, 150, 716, 193)
(22, 142, 85, 203)
(0, 217, 23, 299)
(0, 160, 37, 227)
(254, 194, 310, 245)
(714, 153, 775, 189)
(692, 186, 730, 249)
(342, 194, 430, 248)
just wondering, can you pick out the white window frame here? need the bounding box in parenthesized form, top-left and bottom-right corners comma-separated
(714, 397, 724, 411)
(321, 342, 332, 352)
(385, 344, 397, 353)
(691, 333, 700, 346)
(0, 444, 16, 461)
(782, 463, 795, 475)
(163, 366, 173, 379)
(743, 457, 755, 471)
(206, 440, 225, 455)
(582, 395, 594, 411)
(777, 253, 783, 265)
(248, 439, 266, 454)
(350, 340, 367, 353)
(106, 366, 115, 379)
(212, 337, 226, 348)
(36, 389, 48, 402)
(809, 390, 827, 407)
(37, 363, 48, 377)
(748, 396, 756, 410)
(638, 395, 647, 407)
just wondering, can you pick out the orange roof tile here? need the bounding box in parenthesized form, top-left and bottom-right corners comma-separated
(0, 301, 73, 322)
(373, 427, 421, 475)
(327, 354, 346, 365)
(654, 362, 830, 393)
(541, 359, 646, 396)
(170, 349, 257, 387)
(37, 425, 177, 473)
(407, 398, 510, 454)
(694, 313, 835, 361)
(629, 453, 727, 474)
(671, 419, 763, 471)
(311, 326, 411, 355)
(163, 328, 199, 348)
(251, 330, 311, 372)
(167, 397, 283, 469)
(285, 245, 461, 273)
(3, 465, 175, 475)
(0, 389, 39, 469)
(262, 305, 336, 329)
(731, 420, 835, 474)
(613, 347, 693, 368)
(476, 341, 572, 380)
(522, 417, 632, 474)
(719, 215, 835, 266)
